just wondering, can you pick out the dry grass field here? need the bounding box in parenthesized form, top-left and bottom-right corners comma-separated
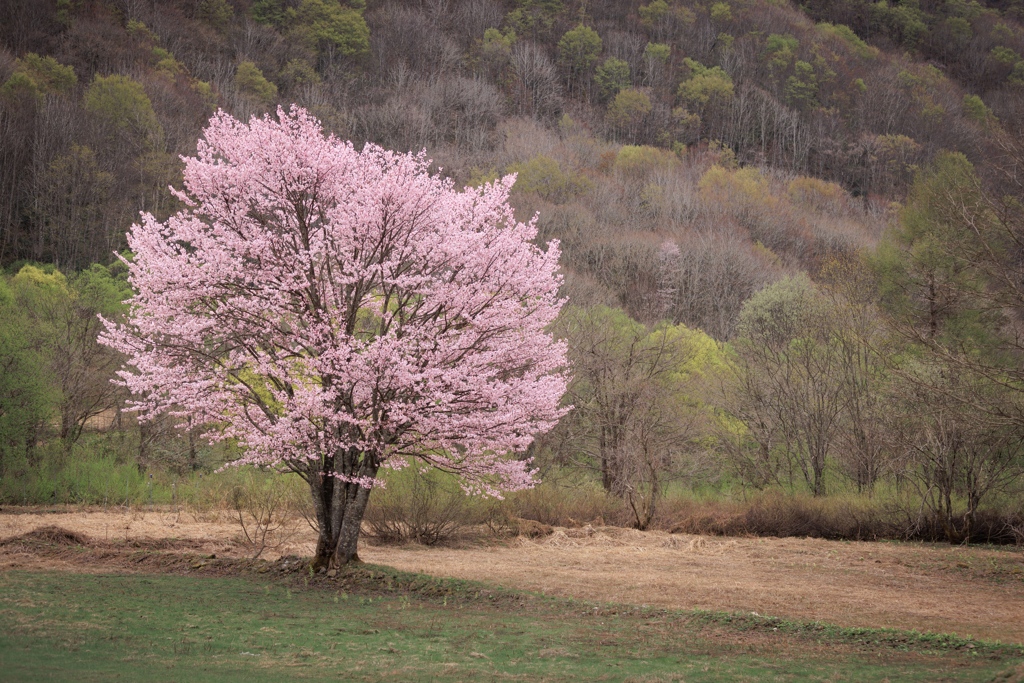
(2, 507, 1023, 647)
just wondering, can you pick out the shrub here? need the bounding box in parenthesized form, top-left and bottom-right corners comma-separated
(494, 479, 629, 529)
(364, 467, 484, 545)
(507, 155, 591, 203)
(235, 61, 278, 104)
(230, 470, 302, 558)
(614, 144, 678, 177)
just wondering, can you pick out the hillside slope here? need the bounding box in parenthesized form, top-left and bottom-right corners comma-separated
(1, 0, 1022, 336)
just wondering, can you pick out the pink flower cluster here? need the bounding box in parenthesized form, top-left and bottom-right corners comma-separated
(101, 106, 568, 495)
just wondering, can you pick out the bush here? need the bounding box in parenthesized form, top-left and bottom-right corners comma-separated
(507, 155, 591, 203)
(654, 489, 1024, 544)
(230, 469, 304, 558)
(493, 478, 629, 529)
(364, 466, 485, 545)
(0, 440, 152, 506)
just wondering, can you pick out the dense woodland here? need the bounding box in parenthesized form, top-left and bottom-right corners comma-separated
(2, 0, 1024, 544)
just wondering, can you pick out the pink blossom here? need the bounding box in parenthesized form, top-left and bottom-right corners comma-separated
(101, 106, 569, 501)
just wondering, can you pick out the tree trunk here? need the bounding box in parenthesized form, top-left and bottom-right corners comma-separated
(308, 454, 379, 570)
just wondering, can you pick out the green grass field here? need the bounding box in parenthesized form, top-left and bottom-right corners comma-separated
(0, 564, 1021, 682)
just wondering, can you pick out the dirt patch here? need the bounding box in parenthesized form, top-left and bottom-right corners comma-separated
(2, 508, 1024, 645)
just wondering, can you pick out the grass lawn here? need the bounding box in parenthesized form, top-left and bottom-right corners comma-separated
(0, 563, 1021, 682)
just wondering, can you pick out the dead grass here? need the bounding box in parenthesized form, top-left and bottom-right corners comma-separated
(2, 507, 1023, 645)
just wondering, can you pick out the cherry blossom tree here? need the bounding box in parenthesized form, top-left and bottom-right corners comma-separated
(101, 106, 568, 568)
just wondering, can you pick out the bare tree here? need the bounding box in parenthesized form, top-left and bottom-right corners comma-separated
(510, 41, 563, 121)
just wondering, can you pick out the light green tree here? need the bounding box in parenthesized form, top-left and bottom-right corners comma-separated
(0, 277, 54, 473)
(710, 2, 732, 23)
(594, 57, 630, 100)
(871, 152, 993, 345)
(784, 60, 819, 109)
(0, 53, 76, 104)
(10, 263, 130, 451)
(506, 155, 591, 203)
(556, 306, 722, 528)
(197, 0, 233, 28)
(677, 58, 733, 108)
(235, 61, 279, 105)
(83, 74, 163, 150)
(293, 0, 370, 61)
(606, 88, 652, 142)
(557, 24, 602, 95)
(729, 274, 847, 496)
(868, 153, 1024, 540)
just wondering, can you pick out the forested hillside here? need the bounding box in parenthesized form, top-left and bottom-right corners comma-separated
(2, 0, 1024, 543)
(3, 0, 1021, 332)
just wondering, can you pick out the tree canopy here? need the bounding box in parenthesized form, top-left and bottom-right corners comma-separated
(101, 106, 568, 566)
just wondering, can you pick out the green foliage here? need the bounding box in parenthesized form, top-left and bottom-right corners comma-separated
(152, 47, 184, 78)
(56, 0, 73, 26)
(605, 88, 652, 136)
(0, 442, 149, 506)
(990, 45, 1020, 65)
(895, 65, 949, 121)
(126, 19, 158, 42)
(0, 53, 77, 103)
(644, 41, 670, 63)
(613, 144, 679, 176)
(594, 57, 630, 99)
(3, 267, 70, 455)
(962, 94, 994, 123)
(677, 58, 734, 108)
(0, 279, 54, 473)
(765, 33, 798, 74)
(785, 60, 819, 109)
(83, 74, 163, 147)
(506, 0, 565, 36)
(293, 0, 371, 59)
(870, 0, 928, 46)
(0, 72, 41, 105)
(482, 26, 516, 58)
(235, 61, 278, 104)
(279, 58, 322, 89)
(942, 16, 972, 43)
(251, 0, 289, 25)
(193, 80, 218, 110)
(556, 305, 726, 526)
(710, 1, 733, 23)
(698, 164, 773, 209)
(465, 167, 500, 188)
(196, 0, 233, 28)
(766, 33, 799, 55)
(0, 261, 130, 465)
(12, 53, 77, 92)
(1011, 62, 1024, 86)
(507, 155, 591, 202)
(737, 273, 826, 346)
(557, 24, 602, 78)
(872, 152, 995, 346)
(786, 175, 848, 211)
(817, 23, 879, 59)
(638, 0, 669, 26)
(73, 262, 132, 318)
(946, 0, 984, 20)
